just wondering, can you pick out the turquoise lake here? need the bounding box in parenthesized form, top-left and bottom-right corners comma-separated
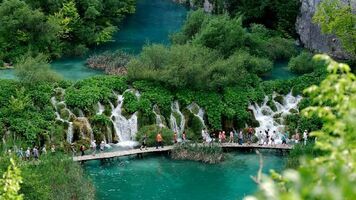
(84, 151, 285, 200)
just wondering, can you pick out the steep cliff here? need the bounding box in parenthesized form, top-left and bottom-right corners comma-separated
(296, 0, 355, 60)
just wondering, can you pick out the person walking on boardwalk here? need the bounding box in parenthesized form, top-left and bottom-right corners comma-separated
(33, 146, 39, 160)
(218, 131, 222, 143)
(174, 132, 178, 144)
(303, 130, 308, 145)
(238, 130, 244, 145)
(182, 131, 187, 143)
(281, 132, 287, 145)
(248, 127, 254, 144)
(41, 145, 47, 155)
(229, 131, 234, 143)
(156, 132, 163, 149)
(51, 144, 56, 153)
(17, 148, 24, 159)
(140, 134, 148, 150)
(100, 141, 105, 152)
(264, 129, 270, 145)
(222, 131, 226, 143)
(80, 145, 85, 156)
(91, 140, 97, 156)
(25, 147, 31, 160)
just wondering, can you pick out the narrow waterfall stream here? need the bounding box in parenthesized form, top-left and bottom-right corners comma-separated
(187, 103, 207, 128)
(51, 96, 75, 143)
(170, 101, 185, 137)
(187, 102, 212, 142)
(153, 104, 165, 128)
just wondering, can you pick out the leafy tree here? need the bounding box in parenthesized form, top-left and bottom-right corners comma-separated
(246, 55, 356, 200)
(0, 159, 23, 200)
(0, 0, 61, 62)
(314, 0, 356, 57)
(14, 54, 61, 85)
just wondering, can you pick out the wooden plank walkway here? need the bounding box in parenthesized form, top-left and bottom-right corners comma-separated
(73, 143, 292, 162)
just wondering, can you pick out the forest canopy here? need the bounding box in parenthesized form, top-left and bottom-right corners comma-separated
(0, 0, 136, 63)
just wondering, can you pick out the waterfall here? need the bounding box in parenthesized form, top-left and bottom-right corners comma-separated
(170, 101, 185, 137)
(249, 91, 302, 143)
(153, 104, 165, 128)
(51, 96, 75, 144)
(110, 93, 138, 148)
(187, 103, 206, 128)
(67, 122, 73, 143)
(97, 102, 105, 115)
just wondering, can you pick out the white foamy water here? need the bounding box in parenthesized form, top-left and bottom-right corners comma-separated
(249, 92, 302, 143)
(170, 101, 185, 137)
(110, 92, 138, 148)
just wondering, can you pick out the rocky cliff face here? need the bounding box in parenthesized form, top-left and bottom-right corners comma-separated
(296, 0, 355, 60)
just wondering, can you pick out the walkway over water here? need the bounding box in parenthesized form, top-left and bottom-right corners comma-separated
(73, 143, 292, 162)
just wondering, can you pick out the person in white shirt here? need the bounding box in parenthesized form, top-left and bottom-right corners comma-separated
(303, 130, 308, 145)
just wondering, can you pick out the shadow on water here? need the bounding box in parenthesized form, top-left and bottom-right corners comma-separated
(0, 0, 188, 80)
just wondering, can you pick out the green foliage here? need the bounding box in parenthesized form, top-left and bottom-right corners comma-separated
(135, 125, 174, 146)
(0, 0, 61, 62)
(170, 9, 207, 44)
(0, 159, 23, 200)
(285, 143, 322, 169)
(0, 154, 95, 200)
(123, 91, 139, 114)
(14, 54, 61, 85)
(314, 0, 356, 57)
(246, 55, 356, 200)
(224, 0, 301, 37)
(65, 76, 128, 112)
(288, 51, 325, 74)
(0, 0, 136, 62)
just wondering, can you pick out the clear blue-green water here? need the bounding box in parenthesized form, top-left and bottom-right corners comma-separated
(84, 151, 285, 200)
(262, 60, 297, 81)
(0, 0, 188, 80)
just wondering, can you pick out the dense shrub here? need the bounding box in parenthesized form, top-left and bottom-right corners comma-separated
(0, 154, 95, 200)
(288, 51, 325, 74)
(0, 0, 136, 62)
(135, 125, 174, 146)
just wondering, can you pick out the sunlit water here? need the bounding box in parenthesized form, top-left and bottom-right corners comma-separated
(84, 151, 285, 200)
(0, 0, 188, 80)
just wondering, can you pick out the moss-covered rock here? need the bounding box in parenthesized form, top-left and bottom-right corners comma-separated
(273, 94, 284, 105)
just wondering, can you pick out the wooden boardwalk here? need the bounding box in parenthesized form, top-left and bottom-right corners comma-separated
(73, 143, 292, 162)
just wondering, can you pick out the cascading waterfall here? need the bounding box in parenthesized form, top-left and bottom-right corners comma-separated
(187, 103, 212, 142)
(97, 102, 105, 115)
(249, 92, 302, 143)
(170, 101, 185, 137)
(187, 103, 206, 128)
(110, 92, 138, 148)
(51, 96, 75, 143)
(153, 104, 165, 128)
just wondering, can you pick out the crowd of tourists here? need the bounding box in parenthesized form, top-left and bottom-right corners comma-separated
(8, 144, 56, 160)
(84, 127, 310, 156)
